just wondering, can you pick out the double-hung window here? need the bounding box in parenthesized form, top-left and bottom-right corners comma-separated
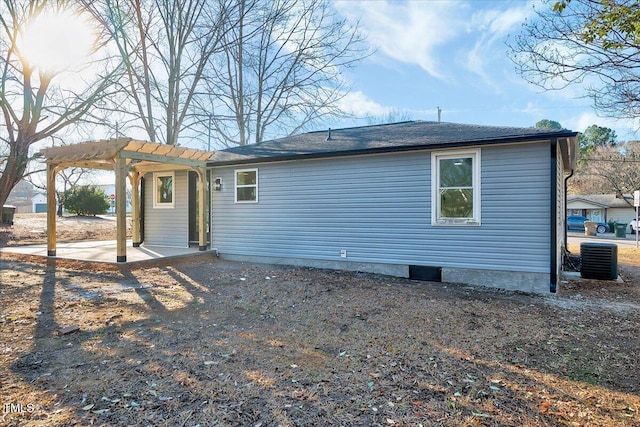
(235, 169, 258, 203)
(431, 149, 481, 225)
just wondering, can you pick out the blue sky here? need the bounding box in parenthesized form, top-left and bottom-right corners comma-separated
(331, 0, 639, 141)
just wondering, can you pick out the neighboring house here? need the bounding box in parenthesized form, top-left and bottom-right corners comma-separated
(9, 200, 33, 214)
(6, 179, 37, 213)
(567, 194, 635, 225)
(207, 121, 578, 294)
(96, 184, 132, 213)
(32, 193, 47, 213)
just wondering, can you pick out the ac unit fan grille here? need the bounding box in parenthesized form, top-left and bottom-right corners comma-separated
(580, 243, 617, 280)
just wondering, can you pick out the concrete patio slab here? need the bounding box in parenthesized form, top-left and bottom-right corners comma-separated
(0, 240, 210, 264)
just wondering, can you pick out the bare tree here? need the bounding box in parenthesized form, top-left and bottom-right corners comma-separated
(569, 142, 640, 196)
(365, 109, 414, 126)
(0, 0, 121, 209)
(22, 132, 95, 215)
(98, 0, 235, 146)
(202, 0, 367, 146)
(509, 0, 640, 120)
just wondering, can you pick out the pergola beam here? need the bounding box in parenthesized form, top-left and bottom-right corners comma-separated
(120, 150, 207, 169)
(54, 161, 117, 171)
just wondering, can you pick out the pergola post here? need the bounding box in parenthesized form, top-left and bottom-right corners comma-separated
(129, 171, 141, 247)
(115, 157, 127, 262)
(197, 167, 207, 251)
(46, 163, 58, 257)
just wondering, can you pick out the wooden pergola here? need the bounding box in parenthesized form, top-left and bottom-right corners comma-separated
(40, 138, 212, 262)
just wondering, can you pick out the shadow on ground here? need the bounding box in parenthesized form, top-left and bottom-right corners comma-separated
(1, 255, 639, 426)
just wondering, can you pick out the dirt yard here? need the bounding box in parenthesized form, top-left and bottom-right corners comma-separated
(1, 215, 639, 426)
(0, 213, 131, 247)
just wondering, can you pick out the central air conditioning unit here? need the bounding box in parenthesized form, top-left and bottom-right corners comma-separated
(580, 242, 618, 280)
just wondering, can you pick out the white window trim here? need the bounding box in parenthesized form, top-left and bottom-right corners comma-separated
(431, 148, 481, 226)
(235, 168, 258, 203)
(153, 171, 175, 209)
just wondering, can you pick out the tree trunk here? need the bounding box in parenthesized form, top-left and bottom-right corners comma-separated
(0, 142, 29, 209)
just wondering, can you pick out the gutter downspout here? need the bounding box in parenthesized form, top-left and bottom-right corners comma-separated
(564, 169, 574, 252)
(550, 139, 558, 293)
(139, 176, 145, 245)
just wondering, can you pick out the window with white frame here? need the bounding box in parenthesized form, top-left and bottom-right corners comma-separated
(153, 172, 175, 208)
(431, 149, 481, 225)
(235, 169, 258, 203)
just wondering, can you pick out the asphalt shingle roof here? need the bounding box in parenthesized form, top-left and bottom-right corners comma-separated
(207, 120, 578, 166)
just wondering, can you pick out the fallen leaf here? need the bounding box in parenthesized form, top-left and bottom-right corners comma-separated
(472, 412, 490, 418)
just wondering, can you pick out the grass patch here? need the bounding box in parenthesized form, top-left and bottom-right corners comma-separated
(568, 244, 640, 267)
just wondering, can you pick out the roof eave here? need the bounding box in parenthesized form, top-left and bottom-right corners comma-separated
(567, 198, 610, 208)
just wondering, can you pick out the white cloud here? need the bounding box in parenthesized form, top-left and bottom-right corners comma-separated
(338, 91, 390, 117)
(465, 37, 501, 91)
(470, 5, 531, 35)
(515, 101, 546, 118)
(462, 3, 533, 90)
(335, 0, 535, 87)
(564, 112, 640, 140)
(568, 111, 605, 133)
(335, 0, 464, 80)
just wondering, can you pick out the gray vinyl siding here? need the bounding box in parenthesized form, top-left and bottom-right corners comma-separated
(211, 142, 551, 273)
(144, 170, 189, 247)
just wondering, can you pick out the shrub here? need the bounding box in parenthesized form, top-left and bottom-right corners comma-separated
(63, 185, 110, 216)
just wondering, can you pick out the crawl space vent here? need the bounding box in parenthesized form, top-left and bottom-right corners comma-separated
(409, 265, 442, 282)
(580, 242, 618, 280)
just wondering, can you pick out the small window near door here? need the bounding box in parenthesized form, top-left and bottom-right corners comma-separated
(153, 172, 175, 208)
(235, 169, 258, 203)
